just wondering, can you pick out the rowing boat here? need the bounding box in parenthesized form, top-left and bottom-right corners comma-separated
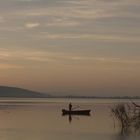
(62, 109, 91, 115)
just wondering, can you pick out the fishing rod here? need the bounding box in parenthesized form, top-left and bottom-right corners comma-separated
(72, 105, 80, 110)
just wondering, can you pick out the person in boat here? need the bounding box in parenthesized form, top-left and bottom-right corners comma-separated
(69, 103, 72, 111)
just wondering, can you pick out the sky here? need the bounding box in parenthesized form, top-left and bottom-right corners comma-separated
(0, 0, 140, 96)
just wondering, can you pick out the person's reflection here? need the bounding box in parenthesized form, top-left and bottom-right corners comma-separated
(69, 114, 72, 123)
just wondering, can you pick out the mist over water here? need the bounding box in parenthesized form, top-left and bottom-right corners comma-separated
(0, 98, 140, 140)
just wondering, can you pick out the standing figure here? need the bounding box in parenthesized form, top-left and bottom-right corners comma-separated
(69, 102, 72, 111)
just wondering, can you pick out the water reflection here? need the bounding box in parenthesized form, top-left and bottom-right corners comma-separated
(62, 114, 91, 123)
(0, 99, 140, 140)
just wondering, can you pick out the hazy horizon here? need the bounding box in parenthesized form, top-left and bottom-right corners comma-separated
(0, 0, 140, 96)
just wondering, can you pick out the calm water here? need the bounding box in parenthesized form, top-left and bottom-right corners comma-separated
(0, 98, 140, 140)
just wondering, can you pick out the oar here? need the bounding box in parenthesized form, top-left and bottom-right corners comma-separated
(72, 105, 80, 110)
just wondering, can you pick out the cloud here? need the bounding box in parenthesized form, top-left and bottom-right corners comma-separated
(26, 53, 140, 65)
(1, 48, 140, 65)
(0, 49, 11, 60)
(33, 32, 140, 43)
(0, 63, 23, 69)
(19, 0, 35, 1)
(46, 18, 81, 27)
(23, 0, 137, 20)
(25, 7, 108, 20)
(25, 22, 40, 28)
(0, 0, 140, 59)
(1, 0, 139, 40)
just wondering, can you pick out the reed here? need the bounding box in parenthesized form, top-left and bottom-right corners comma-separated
(111, 102, 140, 134)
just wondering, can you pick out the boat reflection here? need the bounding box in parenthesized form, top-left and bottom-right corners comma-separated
(69, 114, 72, 123)
(62, 113, 91, 123)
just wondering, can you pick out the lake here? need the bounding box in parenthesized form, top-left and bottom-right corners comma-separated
(0, 98, 140, 140)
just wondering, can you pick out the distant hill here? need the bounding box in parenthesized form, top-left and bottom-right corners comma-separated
(0, 86, 50, 98)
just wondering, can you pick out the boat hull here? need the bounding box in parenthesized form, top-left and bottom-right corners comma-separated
(62, 109, 91, 115)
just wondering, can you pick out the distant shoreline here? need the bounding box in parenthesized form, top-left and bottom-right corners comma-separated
(0, 85, 140, 99)
(0, 96, 140, 99)
(49, 96, 140, 99)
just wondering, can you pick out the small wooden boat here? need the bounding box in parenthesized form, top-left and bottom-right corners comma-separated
(62, 109, 91, 115)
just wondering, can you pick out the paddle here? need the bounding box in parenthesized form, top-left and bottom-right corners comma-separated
(72, 105, 80, 110)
